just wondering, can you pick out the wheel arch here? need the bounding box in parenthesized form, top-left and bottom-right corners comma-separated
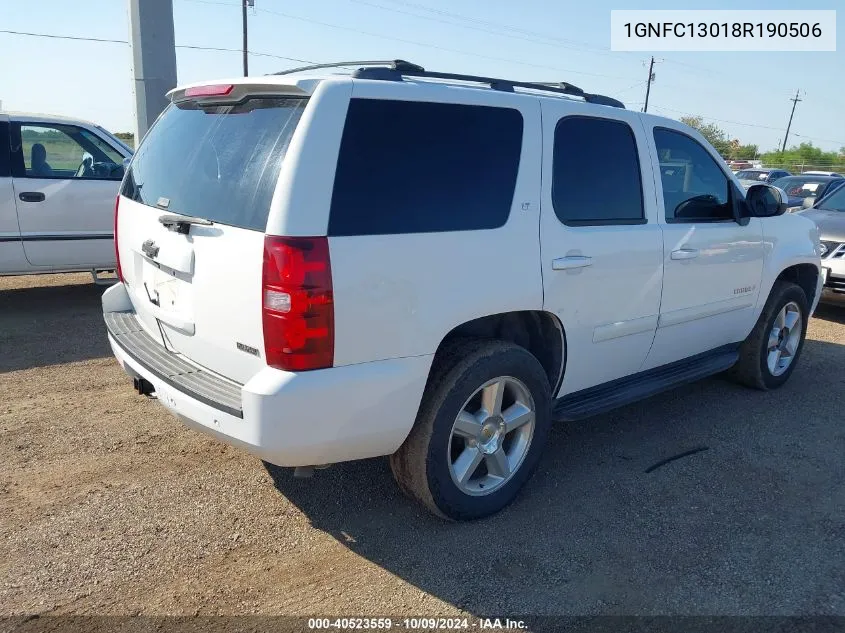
(427, 310, 566, 396)
(774, 263, 819, 306)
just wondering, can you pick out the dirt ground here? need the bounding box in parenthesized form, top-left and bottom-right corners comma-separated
(1, 273, 844, 618)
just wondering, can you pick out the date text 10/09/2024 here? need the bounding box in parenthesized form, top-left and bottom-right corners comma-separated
(623, 22, 823, 39)
(307, 618, 527, 630)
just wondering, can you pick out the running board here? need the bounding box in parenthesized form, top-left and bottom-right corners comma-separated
(553, 345, 740, 421)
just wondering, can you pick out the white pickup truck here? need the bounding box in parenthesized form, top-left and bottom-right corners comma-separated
(0, 112, 132, 279)
(103, 61, 823, 520)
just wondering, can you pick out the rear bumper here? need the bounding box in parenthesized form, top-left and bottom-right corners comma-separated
(103, 283, 432, 467)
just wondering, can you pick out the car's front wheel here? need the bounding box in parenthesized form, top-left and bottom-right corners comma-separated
(730, 280, 809, 390)
(390, 339, 551, 521)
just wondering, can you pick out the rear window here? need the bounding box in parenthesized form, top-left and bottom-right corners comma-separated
(122, 97, 307, 231)
(328, 98, 523, 236)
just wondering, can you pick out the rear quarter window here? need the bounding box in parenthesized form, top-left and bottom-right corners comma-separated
(122, 97, 307, 231)
(328, 99, 524, 236)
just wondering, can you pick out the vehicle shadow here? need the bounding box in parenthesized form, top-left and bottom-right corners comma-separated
(0, 282, 111, 373)
(266, 336, 845, 616)
(814, 300, 845, 325)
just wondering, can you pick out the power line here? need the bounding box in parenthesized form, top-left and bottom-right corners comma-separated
(611, 81, 647, 97)
(346, 0, 644, 63)
(377, 0, 624, 55)
(651, 105, 784, 131)
(252, 6, 633, 80)
(0, 28, 315, 64)
(0, 29, 126, 44)
(651, 105, 845, 148)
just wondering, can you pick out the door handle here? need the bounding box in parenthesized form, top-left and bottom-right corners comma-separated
(671, 248, 699, 260)
(18, 192, 46, 203)
(552, 256, 593, 270)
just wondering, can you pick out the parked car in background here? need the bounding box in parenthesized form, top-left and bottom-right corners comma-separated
(103, 61, 821, 520)
(802, 170, 844, 178)
(0, 112, 132, 279)
(797, 183, 845, 299)
(729, 160, 753, 174)
(770, 175, 845, 212)
(735, 168, 791, 188)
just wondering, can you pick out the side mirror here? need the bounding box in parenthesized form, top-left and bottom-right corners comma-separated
(802, 197, 815, 209)
(745, 184, 788, 217)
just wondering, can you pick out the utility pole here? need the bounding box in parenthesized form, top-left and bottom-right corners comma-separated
(128, 0, 177, 142)
(241, 0, 250, 77)
(781, 89, 802, 153)
(642, 56, 656, 113)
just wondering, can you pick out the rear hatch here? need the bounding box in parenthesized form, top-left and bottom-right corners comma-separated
(116, 87, 308, 384)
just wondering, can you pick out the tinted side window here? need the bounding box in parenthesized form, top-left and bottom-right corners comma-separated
(328, 99, 523, 236)
(654, 128, 732, 223)
(552, 116, 644, 225)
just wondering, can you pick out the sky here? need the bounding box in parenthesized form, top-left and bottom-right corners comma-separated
(1, 0, 843, 153)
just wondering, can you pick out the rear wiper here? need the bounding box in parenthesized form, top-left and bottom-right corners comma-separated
(158, 214, 214, 235)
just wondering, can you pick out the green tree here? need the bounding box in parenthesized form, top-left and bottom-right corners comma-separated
(759, 142, 843, 170)
(114, 132, 135, 148)
(731, 143, 758, 160)
(679, 115, 732, 157)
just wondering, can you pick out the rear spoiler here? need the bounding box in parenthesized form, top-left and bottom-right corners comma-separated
(168, 79, 315, 104)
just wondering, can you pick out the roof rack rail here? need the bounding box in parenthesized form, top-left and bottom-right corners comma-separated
(271, 59, 424, 76)
(352, 65, 625, 108)
(271, 59, 625, 108)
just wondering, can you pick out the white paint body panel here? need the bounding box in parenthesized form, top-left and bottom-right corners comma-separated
(116, 197, 267, 385)
(12, 177, 117, 267)
(329, 80, 544, 366)
(538, 100, 663, 396)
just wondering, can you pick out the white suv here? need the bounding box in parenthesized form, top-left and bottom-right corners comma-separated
(103, 61, 823, 520)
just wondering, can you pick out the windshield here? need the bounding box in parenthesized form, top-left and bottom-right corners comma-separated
(816, 184, 845, 212)
(736, 170, 767, 180)
(771, 176, 832, 199)
(122, 96, 307, 231)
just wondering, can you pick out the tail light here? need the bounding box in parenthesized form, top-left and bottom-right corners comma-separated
(113, 195, 123, 282)
(262, 236, 334, 371)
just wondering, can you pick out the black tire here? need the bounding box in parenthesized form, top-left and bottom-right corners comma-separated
(390, 339, 552, 521)
(729, 280, 809, 390)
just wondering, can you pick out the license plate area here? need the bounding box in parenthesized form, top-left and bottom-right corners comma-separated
(141, 259, 192, 316)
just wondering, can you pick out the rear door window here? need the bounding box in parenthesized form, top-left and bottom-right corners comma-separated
(328, 98, 524, 236)
(552, 116, 644, 225)
(122, 97, 307, 231)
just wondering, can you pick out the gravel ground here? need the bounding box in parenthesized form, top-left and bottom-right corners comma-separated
(1, 273, 844, 617)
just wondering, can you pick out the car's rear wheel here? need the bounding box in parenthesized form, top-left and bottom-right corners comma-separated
(729, 280, 809, 390)
(390, 339, 551, 520)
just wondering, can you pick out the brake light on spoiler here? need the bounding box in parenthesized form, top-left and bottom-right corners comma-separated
(262, 236, 334, 371)
(184, 84, 234, 98)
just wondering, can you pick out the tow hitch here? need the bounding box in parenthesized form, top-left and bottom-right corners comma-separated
(133, 376, 156, 397)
